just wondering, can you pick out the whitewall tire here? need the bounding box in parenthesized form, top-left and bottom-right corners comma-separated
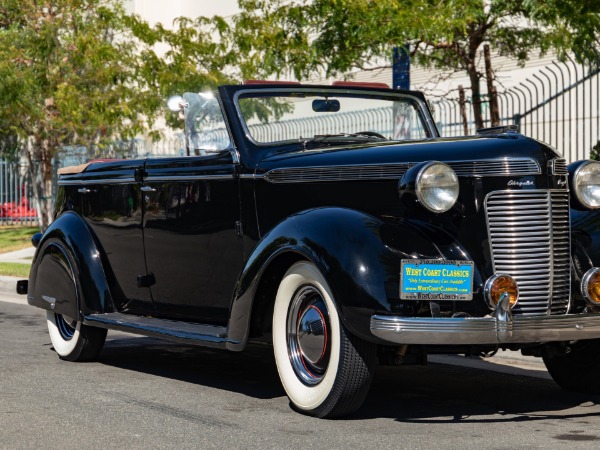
(46, 311, 107, 362)
(272, 261, 376, 418)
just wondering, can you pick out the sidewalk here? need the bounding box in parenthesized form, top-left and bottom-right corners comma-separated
(430, 352, 549, 379)
(0, 247, 35, 291)
(0, 246, 35, 263)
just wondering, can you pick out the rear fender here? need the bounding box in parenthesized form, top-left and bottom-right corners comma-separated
(227, 207, 459, 349)
(27, 212, 114, 319)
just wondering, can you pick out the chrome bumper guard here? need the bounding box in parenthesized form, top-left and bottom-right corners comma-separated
(371, 296, 600, 345)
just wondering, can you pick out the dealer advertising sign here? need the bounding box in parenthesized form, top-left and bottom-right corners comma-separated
(400, 259, 474, 300)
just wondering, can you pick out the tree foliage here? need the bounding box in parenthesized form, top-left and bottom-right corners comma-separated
(125, 14, 236, 129)
(0, 0, 230, 228)
(230, 0, 600, 129)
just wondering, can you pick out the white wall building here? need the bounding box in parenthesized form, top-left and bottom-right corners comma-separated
(123, 0, 239, 26)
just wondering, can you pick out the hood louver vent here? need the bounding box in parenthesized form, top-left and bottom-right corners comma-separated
(263, 158, 541, 183)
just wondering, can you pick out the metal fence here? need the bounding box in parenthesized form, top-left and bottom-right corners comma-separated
(0, 160, 38, 225)
(433, 58, 600, 162)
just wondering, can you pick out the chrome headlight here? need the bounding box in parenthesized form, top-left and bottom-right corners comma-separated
(574, 161, 600, 209)
(415, 162, 459, 213)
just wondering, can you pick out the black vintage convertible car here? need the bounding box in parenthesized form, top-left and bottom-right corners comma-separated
(20, 81, 600, 418)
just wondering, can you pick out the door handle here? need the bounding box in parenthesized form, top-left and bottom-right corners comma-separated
(140, 186, 156, 192)
(77, 188, 91, 194)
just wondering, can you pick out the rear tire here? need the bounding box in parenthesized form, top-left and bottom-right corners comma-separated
(542, 339, 600, 394)
(47, 311, 106, 362)
(272, 261, 376, 418)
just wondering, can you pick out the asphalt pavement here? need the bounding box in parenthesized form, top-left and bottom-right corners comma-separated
(2, 291, 600, 449)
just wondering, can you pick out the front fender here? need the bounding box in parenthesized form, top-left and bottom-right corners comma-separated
(228, 207, 474, 349)
(28, 212, 114, 318)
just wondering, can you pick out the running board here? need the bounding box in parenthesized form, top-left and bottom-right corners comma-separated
(84, 313, 230, 349)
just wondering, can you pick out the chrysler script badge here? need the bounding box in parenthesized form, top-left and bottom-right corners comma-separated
(507, 180, 534, 187)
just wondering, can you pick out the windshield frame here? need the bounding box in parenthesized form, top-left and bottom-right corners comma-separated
(232, 87, 439, 148)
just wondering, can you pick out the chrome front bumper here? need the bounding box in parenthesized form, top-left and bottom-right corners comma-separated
(370, 312, 600, 345)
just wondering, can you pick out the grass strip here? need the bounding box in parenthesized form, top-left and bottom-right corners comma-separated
(0, 226, 39, 253)
(0, 262, 31, 278)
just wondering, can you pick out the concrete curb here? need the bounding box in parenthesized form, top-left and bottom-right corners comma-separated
(0, 275, 22, 293)
(430, 353, 551, 380)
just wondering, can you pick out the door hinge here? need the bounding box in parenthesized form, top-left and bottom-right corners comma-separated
(235, 221, 243, 237)
(134, 167, 147, 182)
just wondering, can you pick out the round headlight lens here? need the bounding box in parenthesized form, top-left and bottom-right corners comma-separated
(416, 162, 459, 213)
(574, 161, 600, 209)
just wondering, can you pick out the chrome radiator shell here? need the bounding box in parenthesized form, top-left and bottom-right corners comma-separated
(485, 189, 571, 316)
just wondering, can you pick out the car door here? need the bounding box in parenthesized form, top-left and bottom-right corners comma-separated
(141, 92, 244, 324)
(81, 159, 155, 314)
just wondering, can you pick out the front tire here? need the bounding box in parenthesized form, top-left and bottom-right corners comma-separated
(543, 339, 600, 393)
(47, 311, 107, 362)
(272, 261, 376, 418)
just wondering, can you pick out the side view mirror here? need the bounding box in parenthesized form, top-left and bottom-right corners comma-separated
(167, 95, 187, 112)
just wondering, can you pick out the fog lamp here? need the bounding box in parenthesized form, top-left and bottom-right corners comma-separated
(485, 274, 519, 310)
(582, 268, 600, 306)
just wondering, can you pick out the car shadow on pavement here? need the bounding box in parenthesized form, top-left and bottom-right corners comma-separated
(99, 335, 285, 400)
(98, 334, 600, 422)
(354, 363, 600, 424)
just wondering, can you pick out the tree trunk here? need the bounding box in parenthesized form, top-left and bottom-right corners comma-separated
(484, 44, 500, 127)
(467, 62, 484, 131)
(458, 85, 469, 135)
(26, 138, 54, 230)
(39, 143, 54, 229)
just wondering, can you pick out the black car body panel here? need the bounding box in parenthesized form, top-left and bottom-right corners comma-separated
(28, 211, 115, 317)
(24, 82, 600, 417)
(28, 85, 589, 339)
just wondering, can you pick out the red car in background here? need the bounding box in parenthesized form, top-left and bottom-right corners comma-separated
(0, 197, 37, 220)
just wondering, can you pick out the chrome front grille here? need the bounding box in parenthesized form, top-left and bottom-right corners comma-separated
(485, 190, 571, 315)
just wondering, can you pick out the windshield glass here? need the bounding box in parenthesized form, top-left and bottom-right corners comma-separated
(183, 92, 231, 153)
(236, 89, 431, 145)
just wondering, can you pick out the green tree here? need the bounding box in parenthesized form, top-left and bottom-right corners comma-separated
(126, 14, 236, 130)
(230, 0, 600, 130)
(0, 0, 233, 229)
(0, 0, 163, 228)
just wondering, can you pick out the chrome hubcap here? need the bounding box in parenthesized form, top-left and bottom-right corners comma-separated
(55, 314, 76, 341)
(287, 285, 330, 385)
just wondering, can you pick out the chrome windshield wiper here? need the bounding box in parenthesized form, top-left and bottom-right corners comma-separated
(301, 132, 387, 148)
